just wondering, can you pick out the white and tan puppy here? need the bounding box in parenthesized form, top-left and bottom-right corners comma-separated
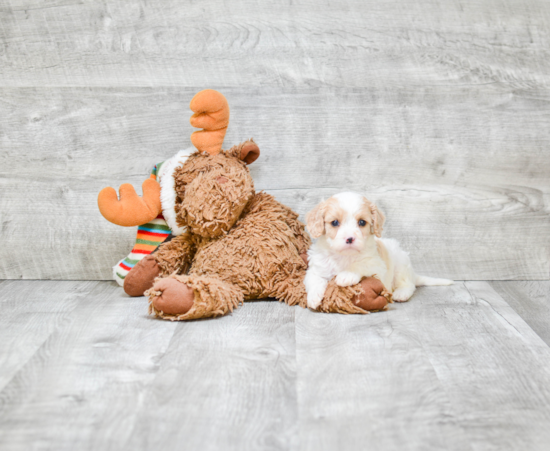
(304, 192, 453, 309)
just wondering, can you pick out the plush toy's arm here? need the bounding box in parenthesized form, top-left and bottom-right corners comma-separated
(98, 178, 162, 227)
(318, 277, 392, 314)
(154, 231, 199, 277)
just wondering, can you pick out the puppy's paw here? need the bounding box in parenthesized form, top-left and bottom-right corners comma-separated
(306, 283, 326, 310)
(392, 286, 415, 303)
(335, 271, 362, 287)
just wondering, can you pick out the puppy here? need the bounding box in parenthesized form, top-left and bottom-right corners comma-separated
(304, 192, 453, 309)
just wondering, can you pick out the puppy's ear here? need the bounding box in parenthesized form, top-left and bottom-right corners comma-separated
(306, 200, 327, 239)
(370, 203, 385, 238)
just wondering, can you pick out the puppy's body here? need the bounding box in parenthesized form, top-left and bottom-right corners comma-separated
(304, 192, 452, 309)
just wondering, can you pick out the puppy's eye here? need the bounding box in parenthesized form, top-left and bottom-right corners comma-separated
(331, 220, 339, 227)
(358, 219, 367, 227)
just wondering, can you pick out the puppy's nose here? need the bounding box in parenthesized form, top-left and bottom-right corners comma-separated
(346, 237, 355, 244)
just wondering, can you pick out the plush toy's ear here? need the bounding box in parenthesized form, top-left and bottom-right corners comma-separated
(306, 200, 327, 239)
(239, 140, 260, 164)
(190, 89, 230, 155)
(370, 203, 385, 238)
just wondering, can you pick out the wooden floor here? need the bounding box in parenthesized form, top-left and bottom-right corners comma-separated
(1, 280, 549, 451)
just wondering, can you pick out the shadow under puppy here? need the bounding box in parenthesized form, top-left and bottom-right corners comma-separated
(304, 192, 453, 309)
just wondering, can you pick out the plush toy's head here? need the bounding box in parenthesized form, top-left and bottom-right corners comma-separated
(97, 89, 260, 234)
(173, 140, 260, 237)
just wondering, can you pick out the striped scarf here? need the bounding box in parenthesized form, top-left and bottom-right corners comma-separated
(113, 163, 171, 286)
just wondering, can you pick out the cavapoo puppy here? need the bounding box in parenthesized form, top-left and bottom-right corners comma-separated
(304, 192, 453, 309)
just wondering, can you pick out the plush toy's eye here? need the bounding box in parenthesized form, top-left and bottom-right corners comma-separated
(358, 219, 367, 227)
(331, 220, 339, 227)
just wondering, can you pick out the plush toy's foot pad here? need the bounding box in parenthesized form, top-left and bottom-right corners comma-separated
(319, 276, 390, 315)
(149, 278, 195, 315)
(353, 277, 393, 312)
(123, 254, 160, 297)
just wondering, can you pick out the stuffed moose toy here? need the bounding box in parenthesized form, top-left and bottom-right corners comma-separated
(98, 89, 391, 320)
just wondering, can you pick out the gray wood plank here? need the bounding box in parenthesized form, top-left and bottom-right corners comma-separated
(295, 286, 472, 451)
(125, 300, 298, 451)
(490, 281, 550, 346)
(0, 281, 178, 451)
(1, 87, 549, 280)
(295, 282, 550, 451)
(1, 0, 549, 88)
(421, 282, 550, 450)
(0, 280, 97, 392)
(2, 280, 550, 450)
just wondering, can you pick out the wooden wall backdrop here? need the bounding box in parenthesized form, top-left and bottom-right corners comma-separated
(0, 0, 549, 280)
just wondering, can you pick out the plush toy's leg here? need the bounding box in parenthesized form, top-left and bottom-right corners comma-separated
(147, 274, 244, 321)
(318, 277, 393, 314)
(123, 254, 161, 297)
(113, 216, 171, 286)
(154, 231, 199, 276)
(123, 231, 199, 297)
(270, 269, 309, 308)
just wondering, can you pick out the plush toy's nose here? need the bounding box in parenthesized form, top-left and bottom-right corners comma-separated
(346, 237, 355, 244)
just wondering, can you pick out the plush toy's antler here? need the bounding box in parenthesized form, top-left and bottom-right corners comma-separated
(189, 89, 230, 155)
(98, 178, 162, 227)
(98, 89, 228, 227)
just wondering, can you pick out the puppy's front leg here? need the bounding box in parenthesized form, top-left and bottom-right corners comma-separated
(371, 270, 392, 295)
(335, 271, 362, 287)
(336, 261, 366, 287)
(304, 271, 329, 310)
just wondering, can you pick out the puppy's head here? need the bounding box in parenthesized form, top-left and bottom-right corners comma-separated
(306, 192, 385, 253)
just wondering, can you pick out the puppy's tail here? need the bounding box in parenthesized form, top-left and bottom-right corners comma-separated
(415, 275, 454, 286)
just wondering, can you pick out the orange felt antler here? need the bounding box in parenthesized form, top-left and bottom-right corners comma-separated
(98, 178, 162, 227)
(189, 89, 230, 155)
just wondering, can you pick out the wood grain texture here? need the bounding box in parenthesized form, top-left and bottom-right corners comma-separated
(0, 280, 96, 392)
(0, 87, 548, 279)
(295, 281, 550, 451)
(295, 292, 472, 451)
(0, 282, 297, 451)
(1, 0, 549, 88)
(490, 280, 550, 346)
(126, 300, 298, 451)
(2, 281, 550, 450)
(1, 0, 550, 280)
(0, 280, 178, 451)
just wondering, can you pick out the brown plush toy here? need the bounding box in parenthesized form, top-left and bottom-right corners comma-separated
(98, 90, 389, 320)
